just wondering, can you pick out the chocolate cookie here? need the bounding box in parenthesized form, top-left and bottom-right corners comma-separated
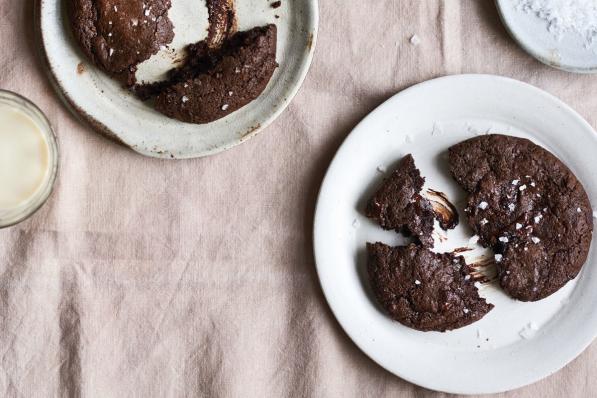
(150, 24, 277, 124)
(68, 0, 175, 86)
(449, 134, 593, 301)
(366, 154, 450, 247)
(367, 242, 493, 332)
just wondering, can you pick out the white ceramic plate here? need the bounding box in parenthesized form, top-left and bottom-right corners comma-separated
(496, 0, 597, 73)
(37, 0, 318, 158)
(313, 74, 597, 394)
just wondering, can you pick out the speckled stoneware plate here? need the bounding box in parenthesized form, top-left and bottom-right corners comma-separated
(314, 75, 597, 394)
(497, 0, 597, 73)
(37, 0, 318, 158)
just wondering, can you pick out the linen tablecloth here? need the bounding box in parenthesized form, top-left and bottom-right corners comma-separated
(1, 1, 596, 396)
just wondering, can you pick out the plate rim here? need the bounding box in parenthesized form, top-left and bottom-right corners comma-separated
(495, 0, 597, 74)
(313, 73, 597, 394)
(36, 0, 319, 159)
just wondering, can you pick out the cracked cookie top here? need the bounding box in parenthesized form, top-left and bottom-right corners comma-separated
(68, 0, 174, 85)
(449, 134, 593, 301)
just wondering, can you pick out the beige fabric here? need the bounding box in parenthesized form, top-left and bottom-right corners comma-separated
(1, 1, 596, 396)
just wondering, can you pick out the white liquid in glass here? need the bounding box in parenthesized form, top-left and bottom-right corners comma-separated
(0, 104, 50, 212)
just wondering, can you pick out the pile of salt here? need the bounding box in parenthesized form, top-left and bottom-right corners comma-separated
(516, 0, 597, 46)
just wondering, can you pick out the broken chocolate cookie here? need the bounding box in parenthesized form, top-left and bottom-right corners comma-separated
(68, 0, 175, 86)
(366, 154, 456, 246)
(449, 134, 593, 301)
(367, 242, 494, 332)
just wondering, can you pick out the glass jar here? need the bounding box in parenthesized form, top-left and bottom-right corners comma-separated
(0, 90, 59, 228)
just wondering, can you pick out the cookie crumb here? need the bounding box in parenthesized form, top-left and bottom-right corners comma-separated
(409, 34, 421, 46)
(431, 122, 443, 136)
(519, 322, 539, 340)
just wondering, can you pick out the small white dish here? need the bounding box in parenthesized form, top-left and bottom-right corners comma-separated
(497, 0, 597, 73)
(313, 74, 597, 394)
(36, 0, 318, 159)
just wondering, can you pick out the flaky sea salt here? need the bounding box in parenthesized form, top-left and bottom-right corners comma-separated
(516, 0, 597, 47)
(519, 322, 539, 339)
(469, 235, 480, 245)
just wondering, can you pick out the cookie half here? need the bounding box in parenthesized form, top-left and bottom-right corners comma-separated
(449, 134, 593, 301)
(68, 0, 175, 85)
(367, 242, 493, 332)
(136, 24, 277, 124)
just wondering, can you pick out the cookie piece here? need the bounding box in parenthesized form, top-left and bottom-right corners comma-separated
(150, 24, 277, 124)
(68, 0, 174, 86)
(449, 134, 593, 301)
(367, 242, 493, 332)
(365, 155, 437, 246)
